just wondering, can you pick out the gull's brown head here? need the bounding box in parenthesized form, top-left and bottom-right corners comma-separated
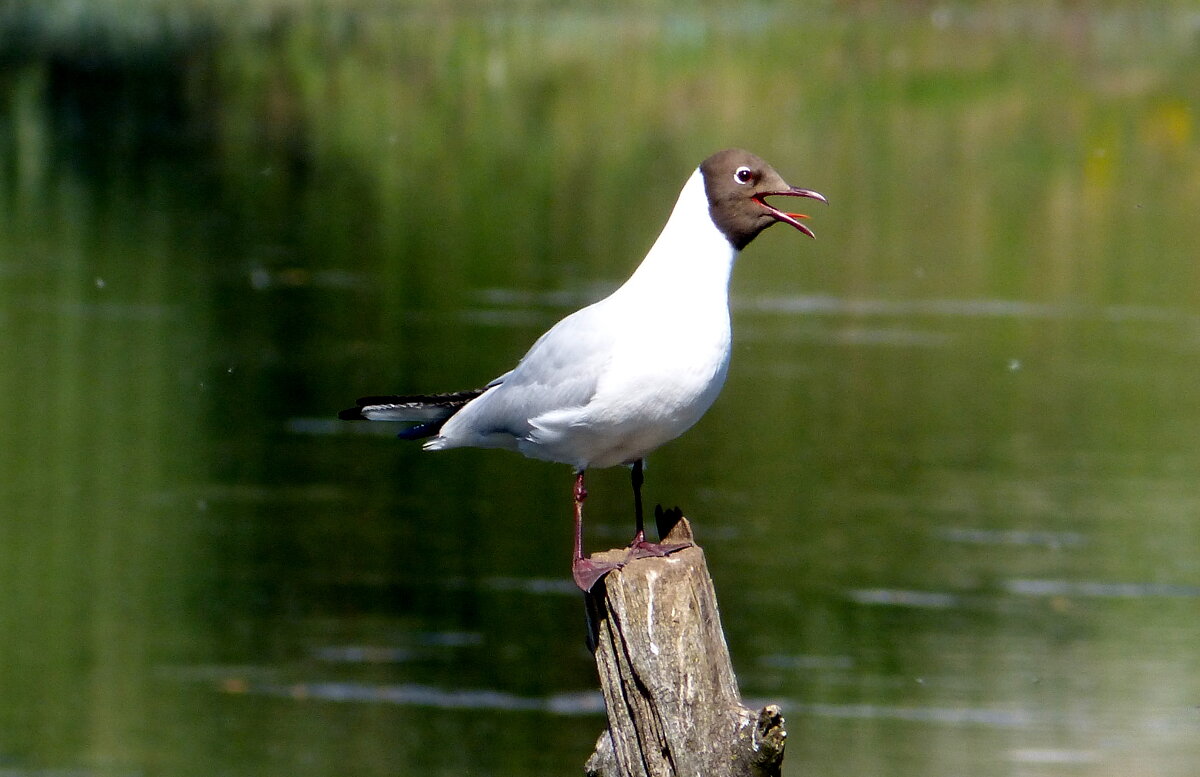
(699, 148, 826, 251)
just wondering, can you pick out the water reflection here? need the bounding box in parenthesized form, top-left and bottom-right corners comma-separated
(2, 3, 1200, 777)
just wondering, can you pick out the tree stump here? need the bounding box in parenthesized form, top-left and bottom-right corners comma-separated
(583, 513, 788, 777)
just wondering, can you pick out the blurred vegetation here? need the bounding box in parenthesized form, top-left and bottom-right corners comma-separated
(5, 1, 1198, 307)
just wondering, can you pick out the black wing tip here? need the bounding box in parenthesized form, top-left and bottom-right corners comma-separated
(338, 387, 488, 423)
(338, 395, 417, 421)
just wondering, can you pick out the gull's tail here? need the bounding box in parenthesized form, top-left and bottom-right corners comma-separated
(339, 389, 486, 439)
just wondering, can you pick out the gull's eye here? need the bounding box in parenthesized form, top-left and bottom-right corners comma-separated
(733, 166, 754, 185)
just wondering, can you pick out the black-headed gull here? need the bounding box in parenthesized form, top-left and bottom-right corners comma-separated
(341, 149, 825, 590)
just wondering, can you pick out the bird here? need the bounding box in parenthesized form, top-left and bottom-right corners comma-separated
(340, 148, 825, 591)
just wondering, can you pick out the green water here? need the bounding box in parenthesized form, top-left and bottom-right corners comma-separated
(2, 3, 1199, 775)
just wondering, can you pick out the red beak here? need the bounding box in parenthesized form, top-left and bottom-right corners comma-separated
(755, 187, 827, 238)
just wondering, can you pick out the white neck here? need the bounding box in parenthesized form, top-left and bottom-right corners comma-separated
(615, 168, 738, 303)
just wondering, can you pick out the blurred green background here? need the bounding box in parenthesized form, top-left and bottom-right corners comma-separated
(2, 1, 1199, 775)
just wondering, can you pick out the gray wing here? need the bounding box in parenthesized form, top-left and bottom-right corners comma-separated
(436, 301, 621, 441)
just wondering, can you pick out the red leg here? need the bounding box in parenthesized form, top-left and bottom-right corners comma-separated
(572, 470, 588, 561)
(570, 470, 617, 592)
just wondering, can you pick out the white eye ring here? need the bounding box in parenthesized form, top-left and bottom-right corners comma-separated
(733, 166, 754, 184)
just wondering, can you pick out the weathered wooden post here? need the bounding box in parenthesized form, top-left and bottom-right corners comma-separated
(582, 511, 788, 777)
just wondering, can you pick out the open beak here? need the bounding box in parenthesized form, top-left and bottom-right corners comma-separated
(755, 187, 827, 238)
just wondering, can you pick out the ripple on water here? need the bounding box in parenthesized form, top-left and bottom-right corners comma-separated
(936, 526, 1087, 549)
(1005, 579, 1200, 599)
(216, 679, 606, 715)
(847, 588, 962, 609)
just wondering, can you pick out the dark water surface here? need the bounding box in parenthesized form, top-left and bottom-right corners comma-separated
(2, 3, 1199, 776)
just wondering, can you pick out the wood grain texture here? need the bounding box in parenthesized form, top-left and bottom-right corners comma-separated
(583, 516, 787, 777)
